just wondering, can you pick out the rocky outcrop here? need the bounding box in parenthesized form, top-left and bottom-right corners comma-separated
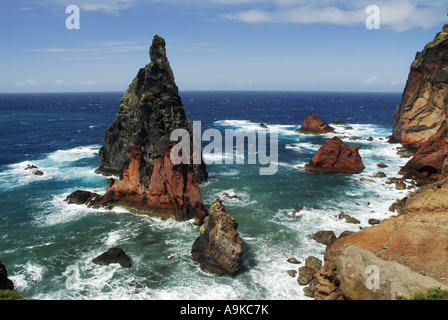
(296, 113, 335, 134)
(399, 122, 448, 180)
(316, 245, 447, 300)
(304, 137, 365, 174)
(92, 247, 131, 268)
(390, 24, 448, 180)
(90, 35, 208, 223)
(390, 24, 448, 147)
(191, 200, 243, 276)
(0, 262, 14, 291)
(65, 190, 101, 206)
(315, 177, 448, 299)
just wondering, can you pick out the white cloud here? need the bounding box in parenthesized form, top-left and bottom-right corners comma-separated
(221, 0, 447, 31)
(15, 78, 39, 87)
(364, 76, 379, 85)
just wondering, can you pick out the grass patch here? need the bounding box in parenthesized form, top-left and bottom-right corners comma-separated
(396, 287, 448, 300)
(0, 290, 25, 300)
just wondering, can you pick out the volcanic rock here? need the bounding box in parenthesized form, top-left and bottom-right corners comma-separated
(390, 24, 448, 147)
(297, 266, 315, 285)
(313, 230, 336, 246)
(65, 190, 101, 205)
(296, 113, 335, 134)
(92, 247, 131, 268)
(399, 122, 448, 179)
(314, 179, 448, 299)
(92, 35, 208, 223)
(305, 137, 365, 174)
(191, 199, 243, 276)
(0, 262, 14, 291)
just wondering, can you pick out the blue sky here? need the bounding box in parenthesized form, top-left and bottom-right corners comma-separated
(1, 0, 447, 93)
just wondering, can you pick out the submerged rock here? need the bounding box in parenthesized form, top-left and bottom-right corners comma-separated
(191, 200, 243, 276)
(305, 137, 365, 174)
(296, 113, 335, 135)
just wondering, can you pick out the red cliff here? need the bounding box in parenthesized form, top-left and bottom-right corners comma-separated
(101, 145, 207, 223)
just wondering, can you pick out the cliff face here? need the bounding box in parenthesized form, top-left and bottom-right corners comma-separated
(390, 24, 448, 179)
(95, 35, 208, 223)
(390, 24, 448, 147)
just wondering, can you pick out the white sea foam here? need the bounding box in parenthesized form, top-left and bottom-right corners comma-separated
(47, 146, 99, 163)
(214, 119, 296, 136)
(9, 262, 46, 292)
(0, 145, 101, 190)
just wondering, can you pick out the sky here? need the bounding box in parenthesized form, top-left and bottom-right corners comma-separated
(1, 0, 447, 93)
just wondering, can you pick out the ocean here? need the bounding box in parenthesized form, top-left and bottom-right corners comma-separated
(0, 91, 411, 300)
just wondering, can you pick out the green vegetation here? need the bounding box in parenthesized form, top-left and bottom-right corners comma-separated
(141, 92, 154, 102)
(396, 287, 448, 300)
(425, 27, 448, 49)
(0, 290, 24, 300)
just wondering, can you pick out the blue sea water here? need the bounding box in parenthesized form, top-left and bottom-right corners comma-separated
(0, 91, 411, 300)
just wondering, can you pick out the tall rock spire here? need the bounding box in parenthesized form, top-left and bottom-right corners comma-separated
(95, 35, 208, 223)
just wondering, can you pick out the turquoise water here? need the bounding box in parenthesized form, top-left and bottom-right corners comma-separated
(0, 91, 411, 300)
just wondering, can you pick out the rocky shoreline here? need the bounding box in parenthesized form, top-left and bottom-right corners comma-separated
(289, 23, 448, 300)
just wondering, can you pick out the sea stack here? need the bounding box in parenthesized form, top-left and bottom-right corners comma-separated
(191, 199, 243, 276)
(296, 113, 335, 134)
(390, 24, 448, 179)
(305, 137, 365, 174)
(94, 35, 208, 223)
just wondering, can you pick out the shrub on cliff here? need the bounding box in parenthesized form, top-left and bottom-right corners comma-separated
(0, 290, 24, 300)
(396, 287, 448, 300)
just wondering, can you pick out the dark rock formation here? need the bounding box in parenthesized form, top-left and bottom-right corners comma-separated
(297, 266, 315, 285)
(305, 137, 365, 174)
(191, 200, 243, 276)
(296, 113, 335, 134)
(65, 190, 101, 205)
(91, 35, 207, 223)
(390, 24, 448, 147)
(92, 247, 131, 268)
(313, 230, 336, 246)
(0, 262, 14, 291)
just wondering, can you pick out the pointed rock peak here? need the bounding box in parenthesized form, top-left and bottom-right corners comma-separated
(150, 34, 168, 64)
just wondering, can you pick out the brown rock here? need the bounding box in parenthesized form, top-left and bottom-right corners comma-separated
(297, 266, 315, 285)
(191, 200, 243, 276)
(305, 137, 365, 174)
(390, 24, 448, 146)
(399, 123, 448, 179)
(313, 230, 336, 246)
(295, 113, 335, 135)
(327, 179, 448, 289)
